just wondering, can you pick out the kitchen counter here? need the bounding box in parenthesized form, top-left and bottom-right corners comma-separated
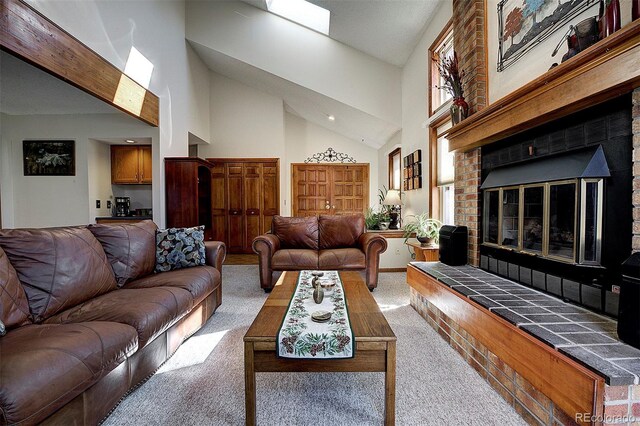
(95, 216, 153, 224)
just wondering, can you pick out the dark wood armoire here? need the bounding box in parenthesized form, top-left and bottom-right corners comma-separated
(207, 158, 280, 253)
(165, 157, 214, 240)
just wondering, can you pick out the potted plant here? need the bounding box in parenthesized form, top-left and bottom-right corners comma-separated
(403, 213, 443, 246)
(436, 51, 468, 124)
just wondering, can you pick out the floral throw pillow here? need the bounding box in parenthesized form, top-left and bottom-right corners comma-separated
(155, 226, 206, 272)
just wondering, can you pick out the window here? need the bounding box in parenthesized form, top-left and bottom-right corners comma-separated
(429, 21, 453, 116)
(388, 148, 401, 190)
(429, 118, 454, 224)
(266, 0, 330, 34)
(482, 179, 601, 265)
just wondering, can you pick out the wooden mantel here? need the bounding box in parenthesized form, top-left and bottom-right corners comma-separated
(447, 19, 640, 152)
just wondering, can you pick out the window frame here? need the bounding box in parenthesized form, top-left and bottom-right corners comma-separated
(388, 147, 402, 190)
(429, 114, 454, 221)
(428, 19, 454, 117)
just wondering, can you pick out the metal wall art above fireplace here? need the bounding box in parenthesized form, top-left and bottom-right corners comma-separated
(481, 146, 609, 265)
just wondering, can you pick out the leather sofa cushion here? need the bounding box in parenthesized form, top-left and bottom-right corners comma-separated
(272, 249, 319, 270)
(88, 220, 157, 287)
(45, 287, 193, 348)
(0, 246, 30, 329)
(125, 265, 220, 306)
(272, 215, 319, 250)
(0, 227, 117, 322)
(0, 322, 137, 425)
(319, 249, 365, 269)
(318, 214, 365, 249)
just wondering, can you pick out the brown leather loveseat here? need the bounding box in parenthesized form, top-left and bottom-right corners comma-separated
(252, 214, 387, 292)
(0, 220, 225, 425)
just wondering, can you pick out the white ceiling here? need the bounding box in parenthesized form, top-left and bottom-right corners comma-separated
(0, 51, 119, 115)
(242, 0, 444, 67)
(190, 40, 399, 149)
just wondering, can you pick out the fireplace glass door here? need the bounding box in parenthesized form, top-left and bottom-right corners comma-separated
(484, 190, 499, 244)
(522, 186, 544, 253)
(501, 188, 519, 248)
(548, 182, 577, 261)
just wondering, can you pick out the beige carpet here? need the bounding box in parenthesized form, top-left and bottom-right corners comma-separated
(102, 266, 525, 425)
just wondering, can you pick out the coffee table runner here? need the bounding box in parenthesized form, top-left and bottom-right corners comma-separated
(277, 270, 354, 359)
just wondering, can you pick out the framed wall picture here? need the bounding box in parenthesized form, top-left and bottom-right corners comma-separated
(408, 167, 413, 178)
(408, 178, 414, 190)
(412, 150, 422, 163)
(497, 0, 596, 72)
(413, 176, 422, 189)
(23, 140, 75, 176)
(413, 163, 422, 177)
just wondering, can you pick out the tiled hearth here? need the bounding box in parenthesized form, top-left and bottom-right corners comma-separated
(410, 262, 640, 425)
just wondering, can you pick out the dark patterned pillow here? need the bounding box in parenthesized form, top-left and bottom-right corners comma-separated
(155, 226, 206, 272)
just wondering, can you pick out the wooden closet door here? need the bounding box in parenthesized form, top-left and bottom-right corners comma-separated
(210, 162, 226, 243)
(226, 163, 244, 253)
(292, 164, 331, 216)
(331, 164, 369, 215)
(244, 163, 262, 253)
(262, 162, 279, 233)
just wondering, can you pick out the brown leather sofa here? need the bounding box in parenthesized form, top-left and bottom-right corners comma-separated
(0, 220, 225, 425)
(252, 214, 387, 291)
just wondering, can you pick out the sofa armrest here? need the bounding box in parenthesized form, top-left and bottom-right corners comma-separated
(358, 233, 388, 290)
(252, 234, 281, 256)
(205, 241, 226, 272)
(358, 232, 388, 256)
(252, 234, 280, 291)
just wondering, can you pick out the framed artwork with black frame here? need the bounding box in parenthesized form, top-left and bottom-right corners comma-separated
(23, 140, 75, 176)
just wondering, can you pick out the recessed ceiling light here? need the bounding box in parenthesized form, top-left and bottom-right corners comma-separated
(327, 115, 335, 121)
(125, 139, 136, 144)
(266, 0, 330, 35)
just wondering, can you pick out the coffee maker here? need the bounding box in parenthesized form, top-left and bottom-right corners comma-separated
(114, 197, 130, 217)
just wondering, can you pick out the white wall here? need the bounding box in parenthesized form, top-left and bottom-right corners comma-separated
(399, 2, 453, 219)
(24, 0, 212, 226)
(186, 0, 401, 127)
(198, 72, 379, 216)
(0, 113, 157, 228)
(283, 112, 379, 216)
(87, 139, 114, 219)
(487, 0, 633, 103)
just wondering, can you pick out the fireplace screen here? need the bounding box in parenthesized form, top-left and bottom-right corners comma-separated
(482, 179, 602, 264)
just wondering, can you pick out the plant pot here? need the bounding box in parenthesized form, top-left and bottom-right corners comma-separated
(379, 222, 390, 231)
(417, 236, 433, 246)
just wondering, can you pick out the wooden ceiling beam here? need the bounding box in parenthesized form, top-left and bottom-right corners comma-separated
(0, 0, 159, 127)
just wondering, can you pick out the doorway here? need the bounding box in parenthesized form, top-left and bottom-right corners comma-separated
(291, 163, 369, 217)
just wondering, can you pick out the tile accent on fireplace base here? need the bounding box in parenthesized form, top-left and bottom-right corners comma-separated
(410, 287, 640, 425)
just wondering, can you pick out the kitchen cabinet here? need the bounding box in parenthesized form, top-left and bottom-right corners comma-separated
(207, 158, 280, 253)
(111, 145, 152, 184)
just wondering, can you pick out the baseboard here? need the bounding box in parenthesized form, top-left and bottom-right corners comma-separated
(380, 267, 407, 272)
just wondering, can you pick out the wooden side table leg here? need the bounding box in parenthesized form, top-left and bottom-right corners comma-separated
(244, 341, 256, 426)
(385, 341, 396, 426)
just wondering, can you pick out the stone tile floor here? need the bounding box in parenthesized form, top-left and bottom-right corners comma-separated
(412, 261, 640, 386)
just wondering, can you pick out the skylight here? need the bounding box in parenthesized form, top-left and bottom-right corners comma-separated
(124, 47, 154, 90)
(266, 0, 330, 35)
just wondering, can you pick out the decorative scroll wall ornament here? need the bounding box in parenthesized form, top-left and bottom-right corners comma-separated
(304, 147, 356, 163)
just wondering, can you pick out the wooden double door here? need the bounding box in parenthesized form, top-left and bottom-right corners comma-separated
(292, 164, 369, 217)
(209, 158, 279, 254)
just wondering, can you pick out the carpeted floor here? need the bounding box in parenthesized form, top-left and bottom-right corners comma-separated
(103, 266, 525, 425)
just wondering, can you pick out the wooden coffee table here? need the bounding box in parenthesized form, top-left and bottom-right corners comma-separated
(244, 271, 397, 425)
